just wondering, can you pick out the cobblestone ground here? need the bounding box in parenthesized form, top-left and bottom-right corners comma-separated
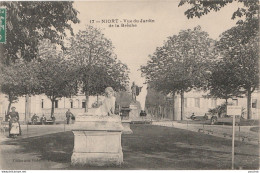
(0, 124, 259, 170)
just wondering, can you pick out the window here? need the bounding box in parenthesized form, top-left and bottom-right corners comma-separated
(195, 98, 200, 108)
(70, 100, 73, 108)
(252, 99, 257, 108)
(184, 98, 187, 108)
(82, 101, 86, 108)
(232, 99, 238, 106)
(41, 99, 44, 108)
(211, 98, 217, 107)
(55, 100, 58, 108)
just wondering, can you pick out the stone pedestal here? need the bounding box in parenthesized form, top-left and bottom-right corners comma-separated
(71, 115, 124, 166)
(120, 107, 133, 134)
(121, 120, 133, 134)
(129, 103, 141, 121)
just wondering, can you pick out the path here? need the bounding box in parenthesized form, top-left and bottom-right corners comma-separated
(152, 120, 259, 145)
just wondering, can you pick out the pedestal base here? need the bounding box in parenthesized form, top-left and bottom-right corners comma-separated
(71, 152, 123, 166)
(121, 120, 133, 134)
(129, 103, 141, 121)
(70, 115, 124, 166)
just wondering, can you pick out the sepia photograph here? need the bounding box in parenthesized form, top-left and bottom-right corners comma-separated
(0, 0, 259, 171)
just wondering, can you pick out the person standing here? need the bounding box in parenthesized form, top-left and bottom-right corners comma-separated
(7, 107, 21, 137)
(65, 109, 73, 124)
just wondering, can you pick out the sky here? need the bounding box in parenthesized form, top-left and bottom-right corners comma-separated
(71, 0, 241, 109)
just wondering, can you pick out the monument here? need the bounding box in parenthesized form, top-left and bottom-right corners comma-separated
(120, 106, 133, 134)
(129, 82, 142, 121)
(71, 87, 124, 166)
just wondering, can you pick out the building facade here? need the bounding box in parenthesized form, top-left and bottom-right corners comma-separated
(0, 89, 259, 122)
(148, 89, 259, 120)
(0, 93, 105, 122)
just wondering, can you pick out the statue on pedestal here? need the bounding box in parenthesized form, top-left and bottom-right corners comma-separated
(98, 87, 116, 116)
(82, 87, 116, 117)
(131, 82, 142, 102)
(71, 87, 124, 166)
(131, 82, 136, 101)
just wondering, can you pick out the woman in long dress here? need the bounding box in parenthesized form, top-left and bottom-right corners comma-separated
(7, 107, 21, 138)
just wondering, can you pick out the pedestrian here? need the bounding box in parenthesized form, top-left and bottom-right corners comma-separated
(71, 114, 75, 124)
(65, 109, 73, 124)
(191, 113, 196, 120)
(7, 107, 21, 137)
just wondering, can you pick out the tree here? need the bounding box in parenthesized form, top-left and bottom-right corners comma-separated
(0, 60, 39, 115)
(0, 1, 79, 65)
(34, 55, 78, 118)
(67, 26, 129, 112)
(115, 91, 132, 108)
(141, 26, 216, 120)
(207, 60, 243, 113)
(179, 0, 259, 119)
(0, 1, 79, 121)
(216, 22, 259, 119)
(178, 0, 258, 24)
(145, 85, 167, 119)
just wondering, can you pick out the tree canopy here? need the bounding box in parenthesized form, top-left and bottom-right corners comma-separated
(66, 26, 129, 111)
(35, 55, 78, 117)
(141, 26, 216, 93)
(0, 1, 79, 65)
(0, 60, 39, 113)
(179, 0, 258, 24)
(214, 21, 259, 119)
(141, 26, 216, 119)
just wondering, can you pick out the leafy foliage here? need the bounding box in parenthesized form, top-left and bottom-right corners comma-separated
(141, 26, 216, 119)
(214, 21, 259, 119)
(0, 60, 40, 112)
(115, 91, 132, 108)
(208, 103, 228, 117)
(179, 0, 259, 119)
(141, 26, 216, 94)
(216, 21, 259, 92)
(207, 60, 243, 101)
(145, 85, 167, 109)
(66, 26, 129, 111)
(0, 1, 79, 64)
(179, 0, 258, 24)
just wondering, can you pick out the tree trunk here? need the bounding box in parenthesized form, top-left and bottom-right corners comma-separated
(172, 92, 175, 121)
(180, 90, 184, 121)
(225, 98, 228, 117)
(25, 94, 29, 122)
(85, 91, 89, 112)
(51, 99, 55, 118)
(7, 101, 12, 115)
(247, 89, 252, 119)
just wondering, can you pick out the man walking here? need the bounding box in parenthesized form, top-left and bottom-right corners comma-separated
(65, 109, 73, 124)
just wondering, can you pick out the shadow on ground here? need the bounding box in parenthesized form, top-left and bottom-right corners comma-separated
(2, 124, 259, 170)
